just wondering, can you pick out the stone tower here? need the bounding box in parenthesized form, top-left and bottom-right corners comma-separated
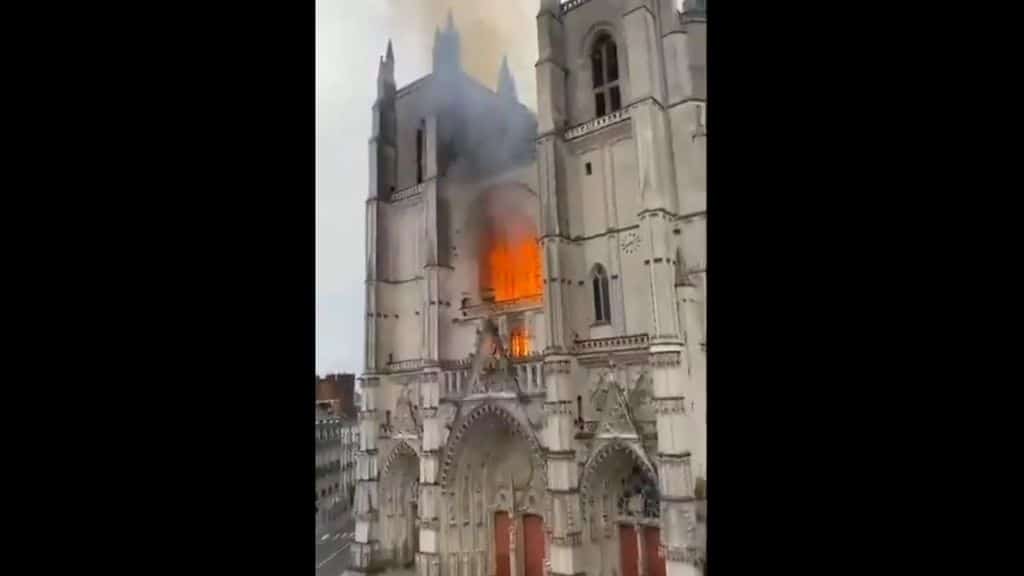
(349, 2, 706, 576)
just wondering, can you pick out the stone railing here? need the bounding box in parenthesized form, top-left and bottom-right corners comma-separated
(389, 182, 424, 203)
(440, 366, 471, 401)
(513, 356, 546, 394)
(564, 106, 632, 140)
(561, 0, 594, 15)
(573, 333, 649, 353)
(439, 358, 472, 371)
(440, 354, 546, 399)
(386, 358, 424, 372)
(459, 294, 543, 320)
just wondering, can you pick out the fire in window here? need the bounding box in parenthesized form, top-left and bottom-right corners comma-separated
(509, 326, 530, 358)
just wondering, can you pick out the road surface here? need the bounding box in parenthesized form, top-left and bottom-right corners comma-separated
(317, 515, 355, 576)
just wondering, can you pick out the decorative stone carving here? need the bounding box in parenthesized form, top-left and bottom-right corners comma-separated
(579, 441, 658, 516)
(544, 401, 575, 416)
(627, 369, 654, 411)
(392, 387, 420, 437)
(649, 351, 682, 367)
(663, 545, 704, 567)
(543, 359, 571, 375)
(591, 368, 639, 438)
(380, 440, 418, 477)
(550, 532, 582, 546)
(653, 398, 687, 415)
(439, 402, 546, 489)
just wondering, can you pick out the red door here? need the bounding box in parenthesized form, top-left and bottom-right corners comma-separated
(644, 527, 665, 576)
(620, 525, 639, 576)
(495, 512, 511, 576)
(523, 515, 545, 576)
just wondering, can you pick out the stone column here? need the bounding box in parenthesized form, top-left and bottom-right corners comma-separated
(365, 200, 381, 372)
(508, 511, 518, 576)
(347, 375, 382, 576)
(535, 123, 580, 356)
(602, 145, 626, 334)
(417, 370, 442, 576)
(544, 357, 583, 576)
(677, 283, 705, 480)
(421, 113, 441, 363)
(621, 3, 704, 573)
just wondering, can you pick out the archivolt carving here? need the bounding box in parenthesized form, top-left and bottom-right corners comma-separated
(380, 439, 420, 478)
(438, 401, 546, 489)
(579, 439, 658, 518)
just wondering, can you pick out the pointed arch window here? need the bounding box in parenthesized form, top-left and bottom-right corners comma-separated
(591, 263, 611, 324)
(591, 34, 622, 118)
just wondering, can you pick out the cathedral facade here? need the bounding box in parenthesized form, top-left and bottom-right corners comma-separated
(349, 2, 706, 576)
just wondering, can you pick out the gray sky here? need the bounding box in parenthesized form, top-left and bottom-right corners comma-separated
(316, 1, 540, 377)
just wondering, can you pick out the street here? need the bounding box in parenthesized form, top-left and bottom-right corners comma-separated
(317, 514, 355, 576)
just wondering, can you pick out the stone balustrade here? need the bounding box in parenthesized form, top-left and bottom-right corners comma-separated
(389, 182, 424, 203)
(440, 354, 545, 400)
(561, 0, 593, 14)
(440, 366, 471, 401)
(386, 358, 424, 372)
(572, 333, 649, 353)
(564, 106, 632, 140)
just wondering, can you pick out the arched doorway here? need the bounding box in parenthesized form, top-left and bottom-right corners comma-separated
(439, 403, 547, 576)
(380, 442, 420, 568)
(581, 442, 662, 576)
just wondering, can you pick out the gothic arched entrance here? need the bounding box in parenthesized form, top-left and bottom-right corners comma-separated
(380, 441, 420, 568)
(439, 402, 547, 576)
(581, 441, 662, 576)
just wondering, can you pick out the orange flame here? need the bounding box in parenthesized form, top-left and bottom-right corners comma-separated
(487, 237, 542, 303)
(510, 326, 530, 358)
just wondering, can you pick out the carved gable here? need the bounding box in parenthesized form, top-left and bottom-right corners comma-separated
(592, 368, 638, 438)
(392, 386, 419, 437)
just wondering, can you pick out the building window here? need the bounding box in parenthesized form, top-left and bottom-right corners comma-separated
(591, 264, 611, 324)
(591, 34, 621, 118)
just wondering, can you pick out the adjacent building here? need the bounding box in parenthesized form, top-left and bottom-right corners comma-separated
(350, 1, 706, 576)
(317, 414, 346, 532)
(317, 373, 360, 533)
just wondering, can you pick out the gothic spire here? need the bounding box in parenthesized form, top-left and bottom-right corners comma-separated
(377, 39, 395, 99)
(497, 54, 517, 102)
(432, 14, 461, 76)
